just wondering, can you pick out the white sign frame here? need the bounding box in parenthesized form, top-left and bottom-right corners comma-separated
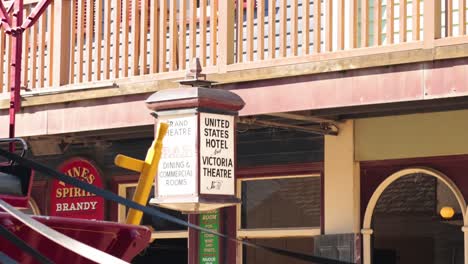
(156, 113, 198, 197)
(199, 113, 235, 195)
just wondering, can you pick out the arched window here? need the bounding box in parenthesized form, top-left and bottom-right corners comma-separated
(362, 168, 467, 264)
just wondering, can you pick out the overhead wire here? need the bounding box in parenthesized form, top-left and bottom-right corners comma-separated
(0, 148, 353, 264)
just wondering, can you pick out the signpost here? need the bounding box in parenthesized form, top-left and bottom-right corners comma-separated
(146, 59, 244, 263)
(147, 59, 245, 213)
(199, 210, 220, 264)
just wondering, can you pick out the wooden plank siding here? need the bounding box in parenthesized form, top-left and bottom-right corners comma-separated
(1, 0, 468, 97)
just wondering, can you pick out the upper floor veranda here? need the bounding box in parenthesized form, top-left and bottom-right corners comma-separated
(0, 0, 467, 112)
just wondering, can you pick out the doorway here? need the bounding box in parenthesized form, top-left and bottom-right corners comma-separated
(362, 168, 466, 264)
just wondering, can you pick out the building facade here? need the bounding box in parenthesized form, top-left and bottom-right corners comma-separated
(1, 0, 468, 263)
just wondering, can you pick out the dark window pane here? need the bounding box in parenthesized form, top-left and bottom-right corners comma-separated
(243, 238, 314, 264)
(132, 239, 187, 264)
(141, 206, 188, 231)
(241, 177, 320, 229)
(126, 186, 188, 231)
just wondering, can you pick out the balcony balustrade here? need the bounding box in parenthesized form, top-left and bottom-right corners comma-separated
(0, 0, 463, 95)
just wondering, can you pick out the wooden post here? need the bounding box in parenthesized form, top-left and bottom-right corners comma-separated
(461, 0, 466, 36)
(85, 0, 93, 81)
(268, 0, 276, 59)
(361, 228, 373, 264)
(257, 0, 264, 59)
(169, 0, 177, 71)
(188, 214, 199, 264)
(189, 0, 197, 62)
(140, 0, 149, 74)
(303, 0, 310, 54)
(247, 0, 254, 61)
(200, 0, 207, 66)
(95, 0, 103, 80)
(423, 0, 441, 48)
(236, 0, 243, 63)
(179, 0, 186, 69)
(158, 0, 167, 72)
(361, 0, 368, 47)
(218, 0, 234, 72)
(279, 0, 287, 57)
(47, 3, 54, 86)
(149, 0, 159, 73)
(291, 0, 298, 55)
(38, 15, 46, 87)
(349, 0, 357, 48)
(103, 0, 111, 79)
(77, 0, 84, 82)
(446, 0, 452, 37)
(114, 0, 122, 77)
(373, 0, 381, 46)
(337, 0, 344, 50)
(52, 0, 71, 87)
(412, 0, 420, 41)
(387, 0, 394, 44)
(399, 0, 407, 43)
(314, 0, 321, 53)
(325, 0, 332, 52)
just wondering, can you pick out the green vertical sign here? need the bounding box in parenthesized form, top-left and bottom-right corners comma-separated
(199, 210, 219, 264)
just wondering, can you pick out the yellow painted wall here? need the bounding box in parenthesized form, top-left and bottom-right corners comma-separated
(355, 110, 468, 161)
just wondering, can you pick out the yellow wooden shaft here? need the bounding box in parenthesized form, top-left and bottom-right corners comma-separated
(125, 122, 168, 225)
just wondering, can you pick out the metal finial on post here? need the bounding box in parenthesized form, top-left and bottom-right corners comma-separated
(186, 57, 205, 80)
(178, 58, 216, 88)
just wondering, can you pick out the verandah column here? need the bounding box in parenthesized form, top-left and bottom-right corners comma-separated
(324, 120, 360, 234)
(463, 226, 468, 264)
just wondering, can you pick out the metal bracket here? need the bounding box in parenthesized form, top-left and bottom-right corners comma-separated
(238, 117, 339, 136)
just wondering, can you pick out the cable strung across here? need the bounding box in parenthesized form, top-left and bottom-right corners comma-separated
(0, 148, 353, 264)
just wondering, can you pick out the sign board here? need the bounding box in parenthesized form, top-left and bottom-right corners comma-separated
(147, 85, 244, 212)
(152, 111, 238, 212)
(200, 113, 235, 195)
(49, 158, 104, 220)
(199, 210, 220, 264)
(157, 114, 198, 196)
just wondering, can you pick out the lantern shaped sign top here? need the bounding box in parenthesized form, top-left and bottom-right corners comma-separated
(146, 82, 244, 213)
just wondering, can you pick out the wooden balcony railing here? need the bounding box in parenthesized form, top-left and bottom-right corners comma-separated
(0, 0, 464, 95)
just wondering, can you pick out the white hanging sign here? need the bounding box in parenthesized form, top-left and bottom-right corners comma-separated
(157, 114, 198, 196)
(199, 113, 235, 195)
